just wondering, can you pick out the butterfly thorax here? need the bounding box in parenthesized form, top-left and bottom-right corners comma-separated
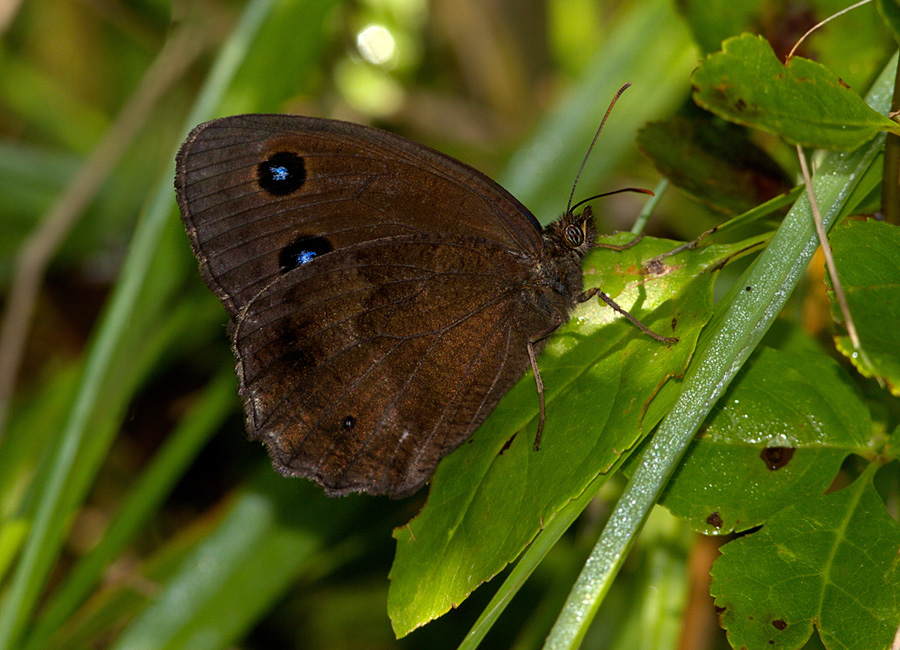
(524, 207, 597, 323)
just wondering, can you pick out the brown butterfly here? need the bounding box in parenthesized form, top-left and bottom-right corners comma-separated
(175, 97, 675, 498)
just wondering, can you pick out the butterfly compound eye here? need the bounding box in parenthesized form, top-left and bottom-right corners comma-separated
(563, 223, 584, 248)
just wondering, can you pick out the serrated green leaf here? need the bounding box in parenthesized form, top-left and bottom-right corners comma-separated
(660, 347, 872, 534)
(388, 235, 723, 636)
(827, 219, 900, 395)
(692, 34, 900, 149)
(711, 469, 900, 650)
(637, 115, 792, 214)
(677, 0, 895, 90)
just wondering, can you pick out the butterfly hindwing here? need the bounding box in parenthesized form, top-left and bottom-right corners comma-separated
(233, 235, 536, 496)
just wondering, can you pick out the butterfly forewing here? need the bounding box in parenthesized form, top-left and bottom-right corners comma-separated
(176, 115, 543, 315)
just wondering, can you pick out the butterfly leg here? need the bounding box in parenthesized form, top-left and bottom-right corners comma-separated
(526, 340, 547, 451)
(578, 287, 678, 344)
(527, 315, 567, 451)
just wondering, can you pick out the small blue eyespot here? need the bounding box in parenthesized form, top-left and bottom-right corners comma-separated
(279, 235, 333, 273)
(269, 165, 290, 182)
(296, 250, 318, 266)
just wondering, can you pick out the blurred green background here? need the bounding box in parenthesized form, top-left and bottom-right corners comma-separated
(0, 0, 895, 649)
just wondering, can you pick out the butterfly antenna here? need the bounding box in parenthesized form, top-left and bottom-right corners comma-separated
(569, 187, 654, 213)
(566, 82, 631, 215)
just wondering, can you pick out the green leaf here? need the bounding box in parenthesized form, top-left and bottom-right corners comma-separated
(637, 115, 792, 214)
(828, 219, 900, 395)
(675, 0, 759, 54)
(0, 48, 108, 154)
(660, 347, 872, 534)
(692, 34, 900, 149)
(104, 471, 362, 650)
(584, 509, 693, 650)
(499, 0, 697, 221)
(677, 0, 896, 89)
(711, 469, 900, 650)
(543, 53, 894, 649)
(222, 0, 338, 114)
(0, 2, 280, 647)
(21, 371, 235, 650)
(388, 235, 721, 636)
(877, 0, 900, 44)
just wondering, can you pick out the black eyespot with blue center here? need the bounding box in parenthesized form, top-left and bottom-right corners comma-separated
(279, 235, 333, 273)
(342, 415, 356, 430)
(257, 151, 305, 196)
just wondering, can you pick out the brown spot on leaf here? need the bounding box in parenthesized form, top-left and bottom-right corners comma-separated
(498, 433, 517, 456)
(772, 619, 787, 630)
(645, 258, 665, 275)
(760, 447, 794, 470)
(707, 511, 724, 528)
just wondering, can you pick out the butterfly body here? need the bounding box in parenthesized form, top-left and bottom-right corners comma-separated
(176, 115, 597, 497)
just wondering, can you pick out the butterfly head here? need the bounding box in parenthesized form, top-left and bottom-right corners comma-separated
(543, 206, 597, 260)
(529, 206, 598, 311)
